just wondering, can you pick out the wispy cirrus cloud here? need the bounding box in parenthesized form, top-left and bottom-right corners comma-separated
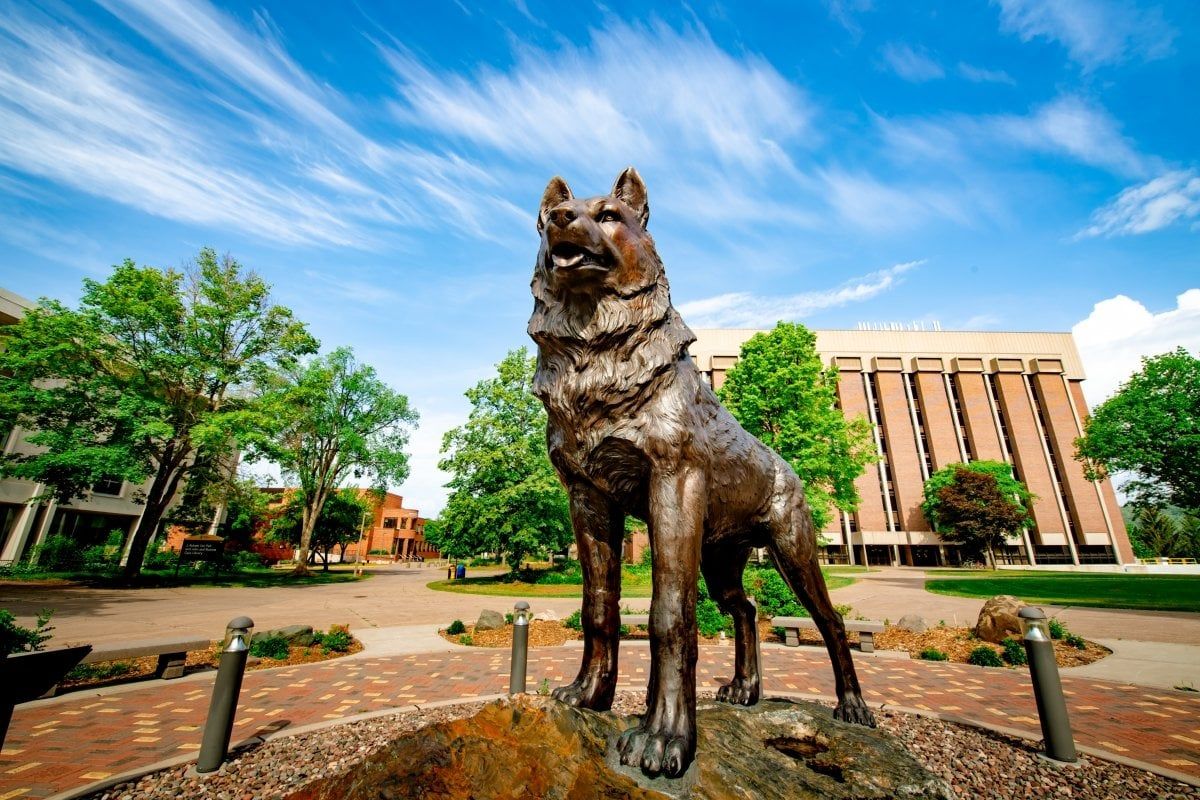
(677, 261, 921, 327)
(879, 42, 944, 82)
(0, 7, 370, 248)
(993, 0, 1176, 69)
(956, 62, 1016, 85)
(383, 19, 814, 176)
(1076, 170, 1200, 239)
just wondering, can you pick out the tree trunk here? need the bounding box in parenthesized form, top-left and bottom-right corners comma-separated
(121, 448, 187, 580)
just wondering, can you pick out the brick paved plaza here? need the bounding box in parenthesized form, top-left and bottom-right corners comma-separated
(3, 642, 1199, 798)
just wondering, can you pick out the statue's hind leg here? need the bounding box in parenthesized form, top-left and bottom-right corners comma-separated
(701, 543, 760, 705)
(768, 500, 875, 727)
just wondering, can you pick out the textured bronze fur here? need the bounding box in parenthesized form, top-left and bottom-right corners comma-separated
(529, 168, 875, 779)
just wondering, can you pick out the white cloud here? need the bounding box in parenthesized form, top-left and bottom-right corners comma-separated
(956, 62, 1016, 85)
(992, 96, 1148, 177)
(0, 7, 378, 248)
(993, 0, 1176, 69)
(880, 43, 944, 82)
(1072, 290, 1200, 405)
(678, 261, 920, 328)
(819, 171, 973, 231)
(383, 20, 813, 176)
(1076, 170, 1200, 238)
(393, 408, 464, 516)
(825, 0, 873, 35)
(877, 95, 1149, 178)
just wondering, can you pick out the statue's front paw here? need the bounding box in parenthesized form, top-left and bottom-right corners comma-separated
(834, 694, 876, 727)
(716, 677, 760, 706)
(617, 723, 693, 778)
(551, 677, 613, 710)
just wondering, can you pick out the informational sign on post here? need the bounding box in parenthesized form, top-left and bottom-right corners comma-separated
(176, 536, 226, 576)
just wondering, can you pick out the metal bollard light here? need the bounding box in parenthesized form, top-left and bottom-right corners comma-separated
(197, 616, 254, 773)
(1019, 607, 1077, 763)
(509, 601, 531, 695)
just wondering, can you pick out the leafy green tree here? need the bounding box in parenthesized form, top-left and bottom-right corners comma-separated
(921, 463, 1032, 565)
(0, 250, 315, 577)
(1075, 348, 1200, 512)
(717, 322, 876, 530)
(433, 348, 571, 571)
(268, 488, 375, 570)
(252, 348, 416, 573)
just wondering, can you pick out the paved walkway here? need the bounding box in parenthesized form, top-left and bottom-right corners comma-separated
(3, 639, 1199, 799)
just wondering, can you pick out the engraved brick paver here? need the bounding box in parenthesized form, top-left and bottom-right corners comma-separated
(2, 645, 1198, 798)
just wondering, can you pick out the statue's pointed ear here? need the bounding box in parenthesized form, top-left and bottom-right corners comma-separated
(538, 176, 573, 232)
(612, 167, 649, 229)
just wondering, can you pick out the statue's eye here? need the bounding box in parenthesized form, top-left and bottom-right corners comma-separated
(598, 209, 621, 224)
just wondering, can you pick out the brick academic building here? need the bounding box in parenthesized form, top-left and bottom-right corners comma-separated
(689, 328, 1135, 568)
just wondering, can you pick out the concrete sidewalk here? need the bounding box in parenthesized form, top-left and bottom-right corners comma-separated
(1063, 640, 1200, 691)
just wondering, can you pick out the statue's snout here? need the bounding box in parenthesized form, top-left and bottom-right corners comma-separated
(547, 206, 577, 228)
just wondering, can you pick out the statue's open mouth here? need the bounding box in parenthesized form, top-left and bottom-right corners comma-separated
(551, 242, 607, 271)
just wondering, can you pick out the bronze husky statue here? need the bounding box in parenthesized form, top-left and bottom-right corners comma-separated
(528, 168, 875, 778)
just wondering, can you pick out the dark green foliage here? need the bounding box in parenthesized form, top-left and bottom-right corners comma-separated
(919, 648, 948, 661)
(1127, 506, 1200, 560)
(564, 610, 583, 631)
(505, 612, 515, 625)
(1000, 637, 1027, 666)
(447, 619, 466, 635)
(0, 608, 53, 655)
(967, 646, 1004, 667)
(535, 562, 584, 584)
(458, 634, 473, 646)
(321, 626, 353, 653)
(66, 661, 135, 681)
(696, 577, 734, 637)
(742, 565, 806, 618)
(142, 546, 178, 571)
(922, 463, 1033, 564)
(1065, 633, 1087, 650)
(231, 551, 264, 571)
(1047, 618, 1066, 640)
(433, 349, 571, 571)
(33, 535, 82, 571)
(1076, 348, 1200, 512)
(250, 634, 290, 660)
(717, 322, 876, 530)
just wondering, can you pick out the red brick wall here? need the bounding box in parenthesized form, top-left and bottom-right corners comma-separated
(874, 372, 930, 532)
(836, 371, 887, 534)
(1068, 381, 1136, 564)
(992, 373, 1066, 535)
(954, 373, 1004, 461)
(1031, 374, 1109, 536)
(915, 372, 962, 471)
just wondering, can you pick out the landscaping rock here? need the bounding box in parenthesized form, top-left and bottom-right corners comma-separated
(897, 614, 928, 633)
(284, 695, 952, 800)
(252, 625, 316, 647)
(974, 596, 1025, 644)
(474, 609, 505, 632)
(533, 609, 559, 621)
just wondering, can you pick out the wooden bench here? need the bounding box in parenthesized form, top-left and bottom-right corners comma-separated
(771, 616, 885, 653)
(80, 636, 213, 680)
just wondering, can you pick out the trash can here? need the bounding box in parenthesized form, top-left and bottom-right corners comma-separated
(455, 563, 466, 579)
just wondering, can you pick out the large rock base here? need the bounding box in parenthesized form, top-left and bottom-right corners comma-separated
(286, 695, 952, 800)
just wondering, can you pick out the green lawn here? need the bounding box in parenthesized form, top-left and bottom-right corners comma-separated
(925, 570, 1200, 613)
(428, 568, 852, 598)
(0, 566, 367, 589)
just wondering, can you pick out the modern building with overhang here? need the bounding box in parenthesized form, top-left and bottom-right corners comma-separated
(689, 327, 1134, 567)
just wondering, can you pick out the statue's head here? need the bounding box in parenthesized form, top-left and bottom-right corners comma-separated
(534, 168, 663, 298)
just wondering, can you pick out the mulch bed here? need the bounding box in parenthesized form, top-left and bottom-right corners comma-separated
(84, 691, 1198, 800)
(440, 620, 1108, 669)
(57, 639, 363, 693)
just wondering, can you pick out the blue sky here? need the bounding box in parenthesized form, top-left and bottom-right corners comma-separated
(0, 0, 1197, 514)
